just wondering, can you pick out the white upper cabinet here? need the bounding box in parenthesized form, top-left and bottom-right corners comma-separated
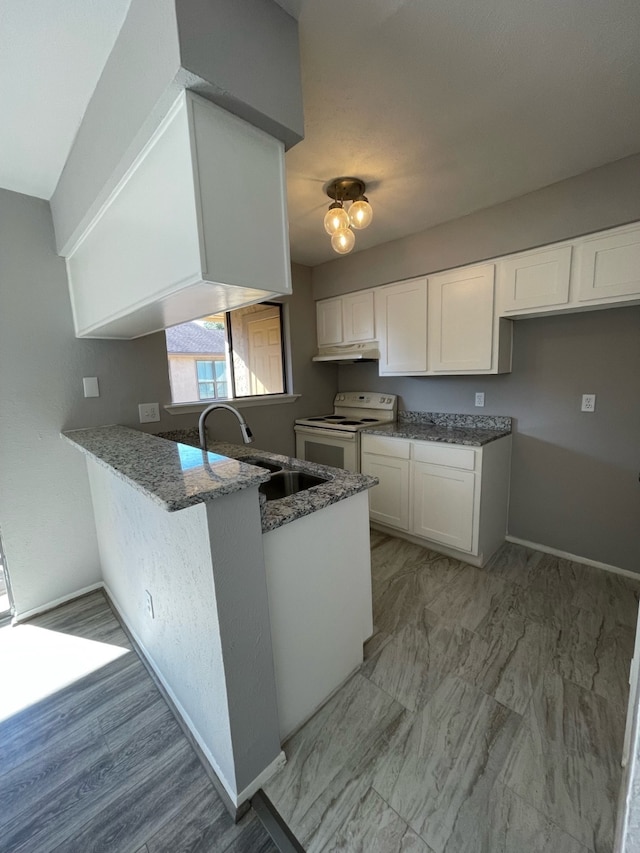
(576, 224, 640, 303)
(343, 291, 375, 342)
(498, 246, 572, 313)
(496, 223, 640, 318)
(66, 92, 291, 339)
(375, 277, 428, 375)
(316, 291, 375, 346)
(316, 298, 343, 346)
(428, 264, 496, 372)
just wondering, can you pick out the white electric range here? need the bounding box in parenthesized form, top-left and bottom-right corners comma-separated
(295, 391, 397, 472)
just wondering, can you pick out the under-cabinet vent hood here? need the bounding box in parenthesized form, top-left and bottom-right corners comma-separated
(313, 343, 380, 363)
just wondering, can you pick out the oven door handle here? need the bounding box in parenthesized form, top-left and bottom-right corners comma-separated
(294, 426, 358, 441)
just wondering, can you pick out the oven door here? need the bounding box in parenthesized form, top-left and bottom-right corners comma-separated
(294, 426, 360, 472)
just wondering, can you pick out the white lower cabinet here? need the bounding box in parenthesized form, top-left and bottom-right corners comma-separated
(361, 434, 411, 530)
(362, 433, 511, 567)
(412, 463, 474, 551)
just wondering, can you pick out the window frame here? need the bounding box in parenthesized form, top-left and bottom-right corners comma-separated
(166, 302, 290, 409)
(226, 302, 287, 400)
(195, 358, 228, 400)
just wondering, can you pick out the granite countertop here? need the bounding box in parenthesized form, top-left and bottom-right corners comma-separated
(63, 425, 377, 530)
(157, 428, 377, 533)
(362, 411, 512, 447)
(62, 425, 270, 512)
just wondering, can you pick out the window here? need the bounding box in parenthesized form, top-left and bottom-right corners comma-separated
(165, 304, 286, 405)
(196, 360, 228, 400)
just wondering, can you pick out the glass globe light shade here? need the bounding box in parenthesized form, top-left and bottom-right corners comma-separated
(323, 203, 350, 235)
(331, 227, 356, 254)
(349, 198, 373, 230)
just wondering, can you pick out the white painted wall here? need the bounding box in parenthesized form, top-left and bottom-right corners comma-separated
(262, 491, 373, 739)
(87, 458, 282, 802)
(88, 459, 234, 784)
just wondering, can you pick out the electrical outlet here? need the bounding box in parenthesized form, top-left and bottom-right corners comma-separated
(138, 402, 160, 423)
(581, 394, 596, 413)
(145, 590, 154, 619)
(475, 392, 485, 408)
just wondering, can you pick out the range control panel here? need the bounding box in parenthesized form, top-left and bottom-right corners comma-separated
(334, 392, 397, 410)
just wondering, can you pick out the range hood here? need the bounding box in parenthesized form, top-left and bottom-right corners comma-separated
(313, 343, 380, 363)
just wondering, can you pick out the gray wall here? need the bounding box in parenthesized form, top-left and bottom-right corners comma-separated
(339, 305, 640, 573)
(176, 0, 303, 149)
(0, 189, 192, 615)
(200, 263, 338, 456)
(51, 0, 182, 254)
(52, 0, 304, 254)
(0, 190, 332, 614)
(312, 153, 640, 299)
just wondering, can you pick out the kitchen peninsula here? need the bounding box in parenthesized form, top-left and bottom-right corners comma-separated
(62, 425, 376, 808)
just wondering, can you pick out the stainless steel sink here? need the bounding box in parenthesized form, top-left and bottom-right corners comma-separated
(242, 456, 284, 474)
(259, 470, 329, 501)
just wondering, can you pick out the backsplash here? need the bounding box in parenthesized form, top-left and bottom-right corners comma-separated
(399, 411, 512, 431)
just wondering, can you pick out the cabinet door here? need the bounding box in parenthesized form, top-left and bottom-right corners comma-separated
(577, 226, 640, 302)
(412, 462, 475, 552)
(316, 298, 343, 346)
(428, 264, 495, 372)
(498, 246, 571, 313)
(375, 278, 428, 374)
(343, 291, 375, 342)
(361, 453, 410, 530)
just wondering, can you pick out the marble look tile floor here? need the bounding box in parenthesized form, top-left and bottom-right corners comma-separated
(264, 534, 640, 853)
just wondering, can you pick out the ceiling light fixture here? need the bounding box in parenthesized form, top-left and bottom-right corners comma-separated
(324, 177, 373, 255)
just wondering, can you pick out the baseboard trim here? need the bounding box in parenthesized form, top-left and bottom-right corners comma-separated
(370, 522, 487, 568)
(13, 580, 287, 814)
(504, 535, 639, 581)
(12, 582, 104, 624)
(102, 585, 285, 817)
(100, 586, 242, 818)
(236, 753, 287, 806)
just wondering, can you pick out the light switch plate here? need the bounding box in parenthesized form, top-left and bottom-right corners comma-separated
(475, 392, 485, 408)
(83, 377, 99, 398)
(138, 402, 160, 423)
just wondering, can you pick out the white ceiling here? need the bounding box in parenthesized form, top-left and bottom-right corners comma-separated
(286, 0, 640, 265)
(1, 0, 639, 267)
(0, 0, 131, 199)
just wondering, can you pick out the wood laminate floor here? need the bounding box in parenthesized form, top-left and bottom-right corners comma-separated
(264, 534, 640, 853)
(0, 591, 278, 853)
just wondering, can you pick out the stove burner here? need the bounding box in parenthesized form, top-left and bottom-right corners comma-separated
(339, 420, 364, 425)
(324, 416, 347, 420)
(360, 418, 378, 422)
(308, 416, 329, 421)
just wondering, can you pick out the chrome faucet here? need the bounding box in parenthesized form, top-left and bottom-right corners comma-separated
(198, 403, 253, 451)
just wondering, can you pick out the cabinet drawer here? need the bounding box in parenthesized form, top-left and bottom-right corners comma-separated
(411, 442, 476, 470)
(361, 434, 411, 459)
